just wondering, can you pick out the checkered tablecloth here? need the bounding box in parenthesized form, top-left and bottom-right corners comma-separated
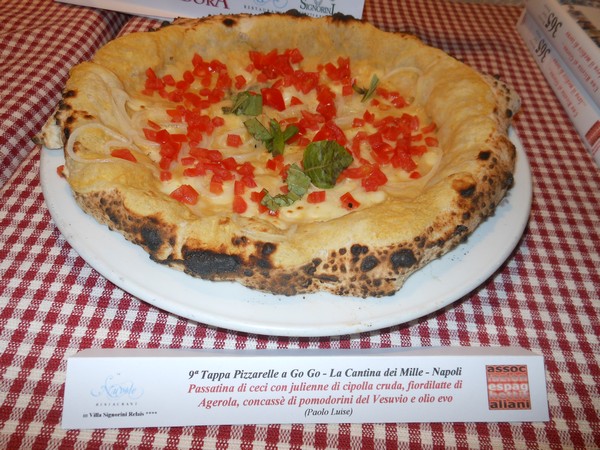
(1, 0, 599, 448)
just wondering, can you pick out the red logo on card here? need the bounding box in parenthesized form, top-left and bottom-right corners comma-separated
(486, 365, 531, 410)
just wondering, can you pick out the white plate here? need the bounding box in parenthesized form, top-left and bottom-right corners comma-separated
(40, 130, 531, 337)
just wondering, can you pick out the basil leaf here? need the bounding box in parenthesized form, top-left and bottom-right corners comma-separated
(260, 164, 311, 211)
(352, 75, 380, 102)
(244, 117, 272, 141)
(244, 117, 298, 156)
(269, 119, 285, 155)
(302, 140, 353, 189)
(285, 163, 311, 198)
(261, 190, 297, 210)
(223, 91, 262, 116)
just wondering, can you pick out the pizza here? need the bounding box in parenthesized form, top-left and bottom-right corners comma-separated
(37, 12, 520, 298)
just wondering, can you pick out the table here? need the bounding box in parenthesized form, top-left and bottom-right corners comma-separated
(1, 0, 599, 448)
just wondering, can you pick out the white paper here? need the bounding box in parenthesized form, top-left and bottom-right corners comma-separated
(62, 347, 549, 429)
(57, 0, 365, 20)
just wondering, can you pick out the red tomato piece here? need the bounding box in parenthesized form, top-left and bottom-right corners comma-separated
(110, 148, 137, 163)
(226, 134, 243, 147)
(261, 87, 286, 111)
(307, 191, 326, 203)
(232, 195, 248, 214)
(313, 121, 347, 146)
(362, 166, 388, 191)
(170, 185, 199, 205)
(340, 192, 361, 210)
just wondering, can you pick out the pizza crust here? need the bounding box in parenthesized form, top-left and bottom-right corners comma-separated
(38, 12, 520, 297)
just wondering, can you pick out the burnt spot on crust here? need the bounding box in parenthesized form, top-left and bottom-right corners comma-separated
(351, 244, 369, 258)
(261, 242, 277, 256)
(140, 225, 165, 252)
(478, 151, 491, 160)
(222, 17, 236, 27)
(183, 249, 241, 276)
(232, 236, 248, 247)
(459, 185, 476, 198)
(390, 249, 417, 269)
(330, 12, 358, 23)
(302, 258, 322, 276)
(63, 89, 77, 99)
(360, 255, 380, 272)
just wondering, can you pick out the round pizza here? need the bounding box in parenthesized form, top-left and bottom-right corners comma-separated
(37, 12, 520, 298)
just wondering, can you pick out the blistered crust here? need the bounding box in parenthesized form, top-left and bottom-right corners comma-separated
(39, 12, 519, 297)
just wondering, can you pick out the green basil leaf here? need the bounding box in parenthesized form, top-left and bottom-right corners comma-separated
(260, 164, 311, 211)
(244, 117, 299, 156)
(302, 140, 354, 189)
(223, 91, 262, 116)
(261, 190, 296, 210)
(286, 163, 311, 198)
(244, 117, 272, 142)
(352, 75, 380, 102)
(269, 119, 285, 155)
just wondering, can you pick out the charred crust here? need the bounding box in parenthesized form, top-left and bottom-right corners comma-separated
(140, 225, 165, 252)
(459, 185, 476, 198)
(222, 18, 236, 27)
(63, 90, 76, 98)
(284, 9, 305, 18)
(261, 242, 277, 256)
(360, 255, 380, 272)
(454, 225, 469, 236)
(351, 244, 369, 257)
(390, 249, 417, 269)
(302, 258, 322, 276)
(478, 151, 491, 160)
(330, 12, 358, 23)
(232, 236, 248, 246)
(183, 249, 241, 276)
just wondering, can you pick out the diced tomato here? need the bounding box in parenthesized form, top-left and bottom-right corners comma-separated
(160, 171, 172, 182)
(209, 176, 224, 195)
(180, 156, 196, 166)
(232, 195, 248, 213)
(421, 122, 437, 134)
(390, 150, 417, 171)
(307, 191, 326, 204)
(342, 164, 374, 179)
(313, 121, 347, 146)
(170, 184, 199, 205)
(290, 96, 304, 106)
(221, 157, 238, 171)
(212, 116, 225, 127)
(234, 180, 246, 196)
(285, 47, 304, 64)
(236, 161, 255, 177)
(56, 165, 65, 178)
(342, 84, 354, 96)
(340, 192, 360, 210)
(362, 166, 388, 191)
(425, 136, 439, 147)
(226, 134, 243, 147)
(110, 148, 137, 163)
(234, 75, 247, 90)
(250, 190, 266, 203)
(261, 87, 286, 111)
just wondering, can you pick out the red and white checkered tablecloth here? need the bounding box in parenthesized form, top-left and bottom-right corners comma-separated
(1, 0, 599, 448)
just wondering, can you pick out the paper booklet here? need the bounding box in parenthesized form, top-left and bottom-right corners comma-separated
(56, 0, 365, 21)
